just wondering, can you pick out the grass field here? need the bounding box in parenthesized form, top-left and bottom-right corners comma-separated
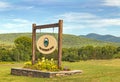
(0, 59, 120, 82)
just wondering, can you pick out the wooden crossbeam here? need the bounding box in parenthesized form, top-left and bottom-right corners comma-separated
(35, 23, 59, 29)
(32, 20, 63, 69)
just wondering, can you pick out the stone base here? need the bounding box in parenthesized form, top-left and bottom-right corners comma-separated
(11, 68, 82, 78)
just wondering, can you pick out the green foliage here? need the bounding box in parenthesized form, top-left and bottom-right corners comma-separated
(0, 33, 32, 45)
(0, 33, 120, 62)
(78, 46, 94, 60)
(0, 44, 120, 62)
(0, 48, 12, 61)
(0, 33, 120, 48)
(78, 45, 117, 60)
(14, 36, 32, 61)
(113, 52, 120, 58)
(62, 48, 79, 62)
(24, 57, 59, 71)
(117, 47, 120, 52)
(62, 45, 119, 62)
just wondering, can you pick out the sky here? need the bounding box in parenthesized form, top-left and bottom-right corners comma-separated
(0, 0, 120, 36)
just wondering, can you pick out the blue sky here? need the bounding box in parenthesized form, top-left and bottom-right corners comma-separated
(0, 0, 120, 36)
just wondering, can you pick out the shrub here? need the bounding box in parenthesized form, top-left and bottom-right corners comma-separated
(113, 52, 120, 59)
(24, 57, 60, 71)
(62, 48, 79, 62)
(14, 36, 32, 61)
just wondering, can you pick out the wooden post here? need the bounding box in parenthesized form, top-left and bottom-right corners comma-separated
(58, 20, 63, 69)
(32, 24, 36, 65)
(32, 20, 63, 67)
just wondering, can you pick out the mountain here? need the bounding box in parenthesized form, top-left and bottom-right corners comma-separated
(81, 33, 120, 43)
(0, 33, 120, 48)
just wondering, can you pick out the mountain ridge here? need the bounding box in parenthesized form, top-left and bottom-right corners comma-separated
(0, 33, 120, 48)
(81, 33, 120, 43)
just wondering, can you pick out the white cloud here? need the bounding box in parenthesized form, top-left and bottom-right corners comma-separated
(13, 6, 34, 10)
(2, 23, 29, 29)
(12, 18, 31, 23)
(24, 0, 58, 3)
(55, 12, 120, 28)
(52, 12, 120, 35)
(0, 1, 12, 11)
(0, 1, 11, 8)
(0, 18, 32, 33)
(102, 0, 120, 7)
(0, 1, 33, 11)
(56, 12, 98, 23)
(0, 29, 22, 34)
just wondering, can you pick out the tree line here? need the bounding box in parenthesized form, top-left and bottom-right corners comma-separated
(0, 36, 120, 62)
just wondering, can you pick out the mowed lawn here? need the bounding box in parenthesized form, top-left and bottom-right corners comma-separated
(0, 59, 120, 82)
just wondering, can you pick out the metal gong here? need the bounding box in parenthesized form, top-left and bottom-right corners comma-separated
(37, 35, 57, 54)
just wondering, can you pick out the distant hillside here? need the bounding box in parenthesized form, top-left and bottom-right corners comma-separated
(81, 33, 120, 43)
(0, 33, 120, 48)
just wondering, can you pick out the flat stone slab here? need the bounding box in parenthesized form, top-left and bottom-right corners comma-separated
(11, 68, 82, 78)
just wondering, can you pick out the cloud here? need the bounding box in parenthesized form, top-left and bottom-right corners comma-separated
(2, 23, 29, 29)
(102, 0, 120, 7)
(0, 1, 33, 11)
(0, 29, 21, 34)
(0, 1, 11, 8)
(51, 12, 120, 35)
(55, 12, 120, 28)
(24, 0, 58, 3)
(12, 5, 34, 10)
(56, 12, 98, 22)
(12, 18, 31, 23)
(0, 18, 32, 33)
(0, 1, 11, 11)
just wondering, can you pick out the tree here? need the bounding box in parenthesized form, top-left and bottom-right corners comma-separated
(62, 48, 79, 62)
(78, 46, 94, 60)
(0, 48, 12, 61)
(117, 47, 120, 52)
(14, 36, 32, 61)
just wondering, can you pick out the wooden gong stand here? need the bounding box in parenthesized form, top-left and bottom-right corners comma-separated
(32, 20, 63, 69)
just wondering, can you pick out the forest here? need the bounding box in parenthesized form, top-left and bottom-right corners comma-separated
(0, 36, 120, 62)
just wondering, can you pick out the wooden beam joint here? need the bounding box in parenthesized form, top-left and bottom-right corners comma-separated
(35, 23, 59, 29)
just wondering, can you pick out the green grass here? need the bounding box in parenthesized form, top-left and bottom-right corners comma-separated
(0, 59, 120, 82)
